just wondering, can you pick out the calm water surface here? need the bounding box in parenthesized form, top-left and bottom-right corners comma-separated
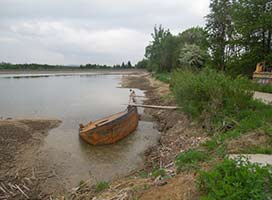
(0, 74, 159, 188)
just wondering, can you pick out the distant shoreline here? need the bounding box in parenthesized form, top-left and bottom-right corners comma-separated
(0, 68, 146, 75)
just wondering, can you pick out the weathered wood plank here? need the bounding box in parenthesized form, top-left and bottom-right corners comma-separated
(125, 103, 178, 110)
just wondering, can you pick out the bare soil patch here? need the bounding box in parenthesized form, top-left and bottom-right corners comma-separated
(0, 119, 61, 199)
(227, 131, 271, 154)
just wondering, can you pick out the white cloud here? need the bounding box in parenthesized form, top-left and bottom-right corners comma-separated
(0, 0, 210, 65)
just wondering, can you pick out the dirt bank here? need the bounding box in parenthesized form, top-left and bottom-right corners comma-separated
(0, 119, 61, 199)
(68, 74, 208, 200)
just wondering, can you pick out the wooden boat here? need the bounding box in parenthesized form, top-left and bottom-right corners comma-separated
(79, 106, 139, 145)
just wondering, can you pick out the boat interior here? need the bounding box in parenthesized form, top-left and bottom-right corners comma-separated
(81, 110, 127, 132)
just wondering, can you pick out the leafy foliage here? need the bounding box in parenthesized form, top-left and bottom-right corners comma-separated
(143, 25, 209, 72)
(178, 27, 209, 51)
(153, 72, 171, 83)
(178, 44, 208, 69)
(172, 68, 254, 130)
(198, 158, 272, 200)
(206, 0, 272, 75)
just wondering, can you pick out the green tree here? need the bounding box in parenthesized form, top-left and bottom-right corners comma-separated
(178, 44, 208, 69)
(206, 0, 234, 71)
(178, 27, 209, 51)
(145, 25, 179, 72)
(127, 61, 132, 68)
(135, 59, 148, 69)
(121, 62, 125, 68)
(229, 0, 272, 74)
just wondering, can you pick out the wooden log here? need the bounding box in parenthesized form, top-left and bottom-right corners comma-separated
(124, 103, 178, 110)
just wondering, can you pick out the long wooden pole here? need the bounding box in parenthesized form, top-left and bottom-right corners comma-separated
(124, 103, 178, 110)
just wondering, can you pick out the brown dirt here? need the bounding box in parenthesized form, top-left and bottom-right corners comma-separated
(0, 119, 61, 200)
(227, 131, 271, 153)
(140, 173, 198, 200)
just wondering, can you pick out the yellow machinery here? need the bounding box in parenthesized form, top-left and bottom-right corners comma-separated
(253, 61, 272, 84)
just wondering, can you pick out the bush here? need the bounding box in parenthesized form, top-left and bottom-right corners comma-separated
(198, 158, 272, 200)
(172, 68, 254, 131)
(154, 72, 171, 83)
(95, 181, 109, 192)
(175, 149, 208, 172)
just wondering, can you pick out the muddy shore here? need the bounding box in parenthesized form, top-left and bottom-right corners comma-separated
(0, 119, 61, 199)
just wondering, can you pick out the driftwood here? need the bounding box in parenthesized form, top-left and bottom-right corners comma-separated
(15, 184, 29, 199)
(125, 103, 178, 110)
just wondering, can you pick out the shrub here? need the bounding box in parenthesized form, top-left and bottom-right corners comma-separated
(175, 149, 208, 172)
(95, 181, 109, 192)
(154, 72, 171, 83)
(198, 158, 272, 200)
(172, 68, 254, 131)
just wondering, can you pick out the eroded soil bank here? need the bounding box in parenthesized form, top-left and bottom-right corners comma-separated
(0, 119, 61, 199)
(67, 74, 208, 200)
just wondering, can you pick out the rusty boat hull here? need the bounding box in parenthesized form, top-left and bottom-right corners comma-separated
(79, 106, 139, 145)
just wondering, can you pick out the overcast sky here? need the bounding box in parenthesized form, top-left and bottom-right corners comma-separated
(0, 0, 210, 65)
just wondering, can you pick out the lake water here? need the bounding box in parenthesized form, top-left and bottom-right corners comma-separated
(0, 73, 159, 188)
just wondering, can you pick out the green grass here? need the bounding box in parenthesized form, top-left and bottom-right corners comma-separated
(151, 168, 166, 177)
(154, 72, 171, 83)
(175, 149, 209, 172)
(138, 171, 149, 178)
(203, 138, 219, 151)
(95, 181, 109, 192)
(241, 146, 272, 154)
(253, 82, 272, 94)
(198, 158, 272, 200)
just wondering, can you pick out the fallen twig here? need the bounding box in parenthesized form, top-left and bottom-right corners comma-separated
(15, 184, 29, 199)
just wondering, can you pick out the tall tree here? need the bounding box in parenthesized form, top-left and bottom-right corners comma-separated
(232, 0, 272, 60)
(178, 27, 209, 51)
(206, 0, 233, 71)
(127, 61, 132, 68)
(145, 25, 179, 72)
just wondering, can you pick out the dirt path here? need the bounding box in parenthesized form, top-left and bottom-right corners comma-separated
(0, 119, 61, 199)
(254, 91, 272, 104)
